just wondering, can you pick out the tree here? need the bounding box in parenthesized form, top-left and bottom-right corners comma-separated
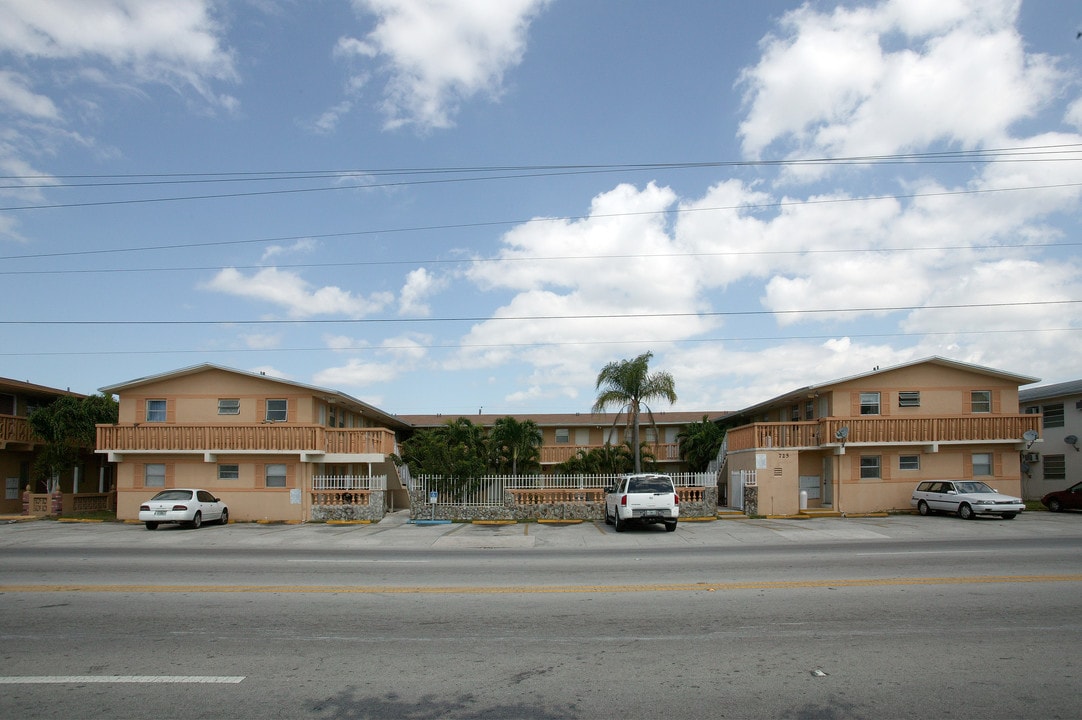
(488, 416, 542, 475)
(678, 415, 726, 471)
(28, 393, 118, 489)
(397, 417, 489, 493)
(592, 351, 677, 473)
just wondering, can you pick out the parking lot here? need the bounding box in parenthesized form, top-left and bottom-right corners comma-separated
(2, 509, 1079, 551)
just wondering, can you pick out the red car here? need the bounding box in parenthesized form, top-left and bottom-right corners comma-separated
(1041, 481, 1082, 512)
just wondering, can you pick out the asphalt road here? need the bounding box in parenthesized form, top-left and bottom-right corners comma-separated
(1, 512, 1080, 719)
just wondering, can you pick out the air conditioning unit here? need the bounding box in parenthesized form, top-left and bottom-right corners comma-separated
(1024, 452, 1040, 463)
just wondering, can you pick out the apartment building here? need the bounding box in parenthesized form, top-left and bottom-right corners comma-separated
(717, 357, 1041, 516)
(1018, 378, 1082, 500)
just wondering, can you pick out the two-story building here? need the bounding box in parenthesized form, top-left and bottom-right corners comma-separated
(97, 364, 411, 523)
(717, 357, 1041, 516)
(1018, 378, 1081, 500)
(1, 377, 113, 515)
(398, 411, 727, 474)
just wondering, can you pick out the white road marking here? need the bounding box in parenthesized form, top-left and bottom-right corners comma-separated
(0, 675, 244, 684)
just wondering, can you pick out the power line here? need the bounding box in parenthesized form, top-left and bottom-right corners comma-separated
(1, 326, 1078, 358)
(2, 143, 1082, 211)
(4, 299, 1078, 326)
(4, 181, 1082, 263)
(1, 240, 1078, 277)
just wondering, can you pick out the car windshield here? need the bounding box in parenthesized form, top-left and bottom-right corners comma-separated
(151, 490, 193, 501)
(954, 482, 994, 494)
(628, 476, 673, 493)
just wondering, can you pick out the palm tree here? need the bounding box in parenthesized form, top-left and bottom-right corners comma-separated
(488, 416, 542, 475)
(677, 415, 726, 471)
(591, 351, 677, 473)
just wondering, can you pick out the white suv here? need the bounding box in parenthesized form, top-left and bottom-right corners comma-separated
(604, 473, 679, 532)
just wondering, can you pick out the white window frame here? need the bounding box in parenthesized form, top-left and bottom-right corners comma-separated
(860, 455, 881, 479)
(218, 464, 240, 480)
(265, 464, 287, 488)
(971, 391, 992, 414)
(859, 392, 881, 415)
(145, 463, 166, 487)
(266, 399, 287, 422)
(899, 455, 920, 471)
(972, 452, 992, 476)
(554, 428, 569, 444)
(218, 399, 240, 415)
(145, 399, 167, 423)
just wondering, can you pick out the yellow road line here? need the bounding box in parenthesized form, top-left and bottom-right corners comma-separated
(1, 575, 1080, 595)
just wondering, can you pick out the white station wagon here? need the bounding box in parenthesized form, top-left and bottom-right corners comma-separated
(910, 480, 1024, 520)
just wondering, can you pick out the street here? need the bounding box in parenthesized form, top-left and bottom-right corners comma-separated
(1, 512, 1080, 719)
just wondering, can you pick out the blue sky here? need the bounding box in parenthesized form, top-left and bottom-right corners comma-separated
(2, 0, 1081, 414)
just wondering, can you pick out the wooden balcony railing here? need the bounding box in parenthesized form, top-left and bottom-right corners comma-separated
(96, 424, 398, 456)
(726, 415, 1042, 452)
(0, 415, 36, 448)
(540, 442, 681, 465)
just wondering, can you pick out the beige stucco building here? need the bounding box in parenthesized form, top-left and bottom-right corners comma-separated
(97, 364, 411, 523)
(718, 357, 1041, 516)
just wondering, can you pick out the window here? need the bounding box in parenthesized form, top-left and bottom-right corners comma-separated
(1042, 404, 1064, 429)
(145, 399, 167, 422)
(265, 399, 287, 422)
(5, 477, 18, 500)
(804, 401, 814, 420)
(1043, 454, 1066, 481)
(899, 455, 920, 471)
(218, 464, 239, 480)
(218, 399, 240, 415)
(860, 455, 881, 479)
(145, 463, 166, 487)
(898, 391, 920, 407)
(265, 464, 287, 488)
(972, 452, 992, 476)
(0, 393, 14, 416)
(555, 428, 569, 444)
(859, 392, 880, 415)
(791, 405, 800, 421)
(971, 391, 991, 413)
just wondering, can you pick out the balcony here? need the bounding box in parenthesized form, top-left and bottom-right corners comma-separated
(540, 442, 681, 465)
(0, 415, 36, 450)
(725, 415, 1041, 452)
(96, 424, 398, 459)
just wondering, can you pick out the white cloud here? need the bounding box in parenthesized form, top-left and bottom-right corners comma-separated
(240, 333, 283, 350)
(0, 70, 58, 119)
(202, 267, 394, 318)
(314, 358, 400, 387)
(737, 0, 1061, 168)
(340, 0, 552, 130)
(261, 238, 318, 262)
(398, 267, 448, 316)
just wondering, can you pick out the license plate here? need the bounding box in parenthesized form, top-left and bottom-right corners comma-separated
(642, 510, 659, 517)
(154, 510, 166, 516)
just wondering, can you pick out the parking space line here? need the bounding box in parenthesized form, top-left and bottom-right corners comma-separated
(0, 676, 245, 684)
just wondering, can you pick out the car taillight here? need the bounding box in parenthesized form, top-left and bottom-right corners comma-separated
(620, 495, 627, 506)
(172, 504, 189, 511)
(674, 494, 679, 504)
(139, 505, 150, 511)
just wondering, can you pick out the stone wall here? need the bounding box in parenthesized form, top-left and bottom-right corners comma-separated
(406, 486, 717, 522)
(310, 490, 386, 522)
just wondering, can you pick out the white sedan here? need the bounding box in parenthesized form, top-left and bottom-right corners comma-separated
(139, 489, 228, 530)
(910, 480, 1024, 520)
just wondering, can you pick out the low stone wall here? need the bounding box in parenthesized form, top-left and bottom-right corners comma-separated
(407, 486, 718, 522)
(310, 490, 386, 522)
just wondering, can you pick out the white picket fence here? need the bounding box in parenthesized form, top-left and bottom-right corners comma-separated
(312, 475, 387, 491)
(409, 472, 713, 507)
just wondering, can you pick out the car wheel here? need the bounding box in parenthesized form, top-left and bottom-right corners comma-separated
(144, 522, 158, 530)
(1001, 513, 1016, 520)
(917, 500, 930, 516)
(1048, 498, 1062, 513)
(958, 503, 974, 520)
(613, 512, 624, 533)
(190, 512, 202, 529)
(665, 521, 677, 532)
(219, 508, 229, 526)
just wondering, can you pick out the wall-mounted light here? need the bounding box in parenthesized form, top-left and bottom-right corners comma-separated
(1067, 435, 1080, 452)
